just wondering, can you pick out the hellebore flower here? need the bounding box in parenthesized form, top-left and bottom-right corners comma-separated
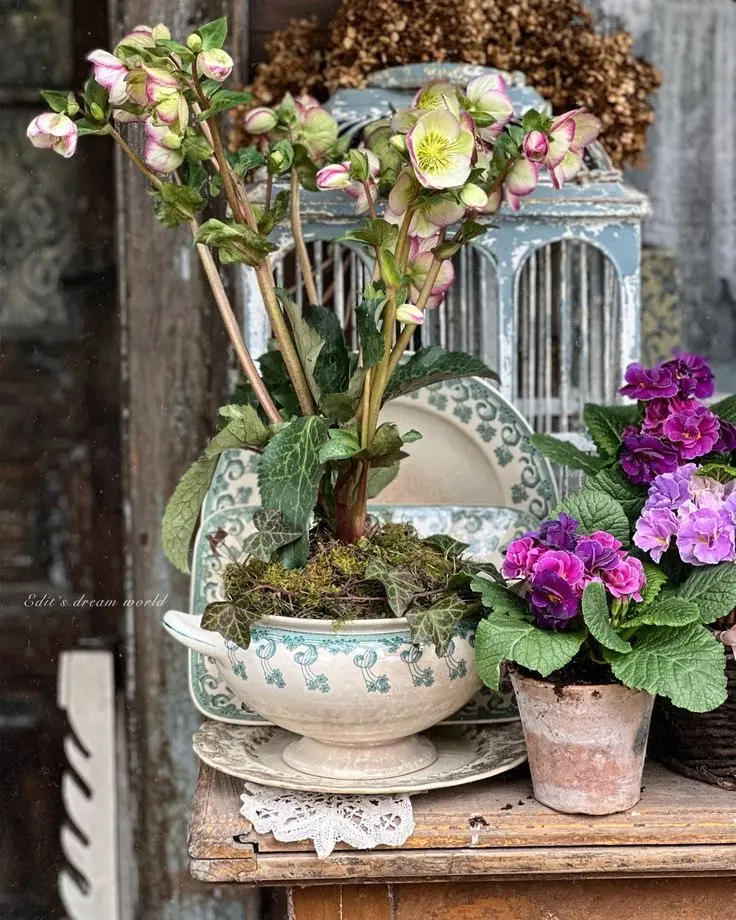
(533, 549, 585, 588)
(504, 157, 539, 210)
(144, 66, 188, 127)
(529, 571, 581, 629)
(413, 80, 459, 112)
(316, 162, 352, 190)
(620, 431, 679, 485)
(27, 113, 78, 158)
(406, 108, 474, 190)
(523, 129, 549, 163)
(143, 121, 184, 174)
(662, 405, 720, 460)
(196, 49, 233, 83)
(459, 183, 488, 209)
(406, 235, 454, 308)
(465, 74, 513, 139)
(634, 507, 679, 562)
(395, 303, 425, 325)
(87, 49, 127, 90)
(661, 353, 715, 399)
(536, 513, 580, 551)
(317, 152, 380, 213)
(546, 108, 601, 188)
(386, 171, 464, 238)
(602, 556, 645, 601)
(677, 508, 736, 566)
(502, 536, 544, 580)
(296, 104, 338, 159)
(244, 106, 278, 135)
(620, 362, 679, 400)
(115, 25, 155, 62)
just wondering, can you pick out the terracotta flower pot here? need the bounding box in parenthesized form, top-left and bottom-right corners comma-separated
(510, 669, 654, 815)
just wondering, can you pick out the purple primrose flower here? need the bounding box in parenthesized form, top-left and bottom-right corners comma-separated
(533, 549, 586, 587)
(536, 512, 580, 551)
(620, 431, 679, 485)
(529, 570, 581, 629)
(676, 508, 736, 566)
(661, 353, 715, 400)
(576, 536, 620, 572)
(619, 362, 679, 401)
(662, 405, 720, 460)
(633, 507, 679, 563)
(714, 420, 736, 453)
(502, 536, 543, 580)
(642, 465, 696, 512)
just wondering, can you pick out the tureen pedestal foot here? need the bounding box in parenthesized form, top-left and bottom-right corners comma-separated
(282, 733, 438, 780)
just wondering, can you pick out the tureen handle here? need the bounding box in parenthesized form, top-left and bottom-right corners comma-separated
(162, 610, 225, 659)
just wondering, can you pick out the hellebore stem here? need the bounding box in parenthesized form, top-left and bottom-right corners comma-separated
(290, 169, 319, 306)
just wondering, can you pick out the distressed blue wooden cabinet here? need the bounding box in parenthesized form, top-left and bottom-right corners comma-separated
(239, 63, 650, 436)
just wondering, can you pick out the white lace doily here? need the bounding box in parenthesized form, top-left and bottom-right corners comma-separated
(240, 783, 416, 858)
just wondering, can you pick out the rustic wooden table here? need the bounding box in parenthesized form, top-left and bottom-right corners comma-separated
(189, 762, 736, 919)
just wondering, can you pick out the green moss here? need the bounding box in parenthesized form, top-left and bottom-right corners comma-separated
(221, 522, 462, 621)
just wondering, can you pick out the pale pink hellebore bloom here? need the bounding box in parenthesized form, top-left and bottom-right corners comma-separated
(395, 303, 425, 325)
(504, 158, 540, 211)
(27, 113, 78, 158)
(406, 108, 474, 190)
(546, 109, 601, 188)
(385, 170, 465, 238)
(316, 151, 380, 213)
(144, 121, 184, 174)
(87, 50, 127, 90)
(244, 107, 278, 135)
(523, 129, 549, 163)
(196, 49, 234, 83)
(465, 73, 513, 140)
(407, 236, 455, 308)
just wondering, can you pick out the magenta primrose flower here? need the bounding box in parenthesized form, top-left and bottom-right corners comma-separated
(662, 405, 721, 460)
(661, 353, 715, 399)
(619, 362, 679, 401)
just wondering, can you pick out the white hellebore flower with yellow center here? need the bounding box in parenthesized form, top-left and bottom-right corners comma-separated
(406, 109, 474, 191)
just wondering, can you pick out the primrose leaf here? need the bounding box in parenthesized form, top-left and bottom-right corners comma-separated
(583, 403, 639, 457)
(676, 563, 736, 624)
(530, 433, 606, 476)
(582, 581, 631, 653)
(604, 622, 727, 712)
(588, 465, 646, 525)
(637, 561, 667, 609)
(622, 597, 700, 630)
(555, 488, 630, 544)
(711, 395, 736, 424)
(406, 594, 471, 657)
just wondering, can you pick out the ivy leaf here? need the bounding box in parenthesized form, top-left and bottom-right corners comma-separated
(383, 347, 498, 402)
(588, 466, 646, 525)
(201, 601, 260, 650)
(355, 285, 385, 368)
(152, 184, 205, 228)
(475, 612, 585, 691)
(530, 433, 606, 475)
(711, 395, 736, 424)
(364, 558, 422, 617)
(258, 416, 329, 567)
(556, 489, 630, 544)
(583, 403, 637, 457)
(366, 463, 399, 499)
(604, 622, 727, 712)
(239, 509, 303, 563)
(318, 429, 361, 463)
(161, 456, 218, 573)
(406, 594, 470, 657)
(422, 534, 469, 557)
(637, 561, 667, 609)
(582, 581, 631, 653)
(278, 290, 325, 403)
(197, 16, 228, 51)
(676, 563, 736, 624)
(308, 306, 351, 395)
(622, 597, 700, 630)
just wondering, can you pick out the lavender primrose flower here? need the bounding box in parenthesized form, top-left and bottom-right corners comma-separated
(662, 405, 720, 460)
(620, 432, 679, 485)
(676, 508, 736, 565)
(619, 362, 678, 401)
(529, 570, 581, 629)
(535, 512, 580, 551)
(642, 465, 696, 512)
(661, 353, 715, 399)
(633, 507, 679, 563)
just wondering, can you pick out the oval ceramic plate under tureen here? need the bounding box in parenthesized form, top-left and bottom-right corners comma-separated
(192, 721, 527, 795)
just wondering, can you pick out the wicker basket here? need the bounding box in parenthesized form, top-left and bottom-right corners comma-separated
(650, 640, 736, 790)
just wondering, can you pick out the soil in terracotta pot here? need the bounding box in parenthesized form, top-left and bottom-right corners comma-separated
(214, 521, 471, 621)
(517, 651, 617, 690)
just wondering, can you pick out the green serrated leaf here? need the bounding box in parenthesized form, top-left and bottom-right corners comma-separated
(383, 347, 498, 402)
(697, 462, 736, 483)
(319, 392, 357, 423)
(344, 219, 398, 250)
(230, 145, 266, 178)
(152, 183, 206, 228)
(308, 306, 351, 395)
(588, 465, 646, 524)
(239, 509, 303, 562)
(74, 117, 110, 137)
(364, 558, 421, 617)
(209, 405, 270, 454)
(161, 456, 218, 573)
(406, 594, 471, 657)
(605, 622, 727, 712)
(257, 416, 328, 567)
(197, 16, 228, 51)
(364, 422, 404, 465)
(201, 601, 260, 650)
(622, 597, 700, 630)
(638, 561, 667, 608)
(366, 462, 398, 499)
(474, 613, 585, 690)
(318, 429, 361, 463)
(402, 429, 422, 444)
(422, 534, 469, 557)
(155, 38, 194, 59)
(470, 576, 527, 614)
(583, 403, 633, 457)
(530, 433, 605, 475)
(195, 218, 277, 266)
(555, 489, 630, 544)
(711, 395, 736, 424)
(199, 89, 254, 118)
(278, 290, 324, 403)
(40, 89, 73, 113)
(355, 285, 385, 368)
(676, 563, 736, 624)
(292, 142, 319, 191)
(582, 581, 631, 653)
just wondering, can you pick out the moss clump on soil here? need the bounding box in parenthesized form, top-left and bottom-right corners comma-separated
(221, 522, 463, 621)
